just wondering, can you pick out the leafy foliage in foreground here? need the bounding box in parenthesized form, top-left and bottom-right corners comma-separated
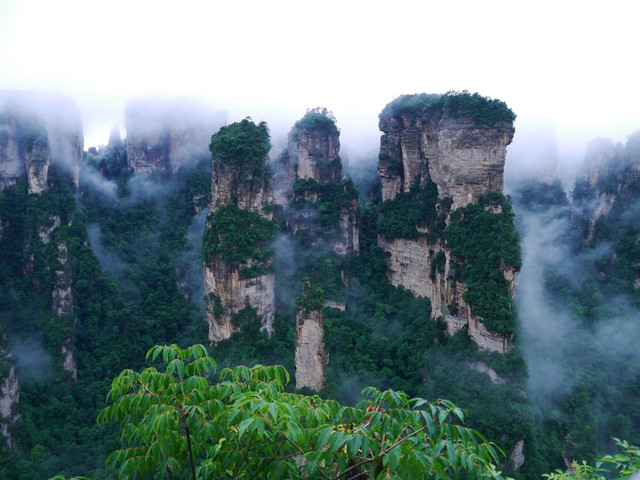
(97, 344, 508, 480)
(542, 438, 640, 480)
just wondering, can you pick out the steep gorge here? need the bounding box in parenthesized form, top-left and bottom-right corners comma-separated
(0, 91, 543, 478)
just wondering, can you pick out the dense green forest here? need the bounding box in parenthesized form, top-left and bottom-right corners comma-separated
(0, 106, 639, 479)
(510, 133, 640, 472)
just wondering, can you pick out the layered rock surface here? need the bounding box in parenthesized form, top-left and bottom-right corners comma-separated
(274, 113, 360, 256)
(0, 364, 20, 448)
(203, 120, 275, 343)
(378, 102, 513, 210)
(294, 308, 327, 391)
(573, 134, 640, 244)
(0, 91, 83, 194)
(377, 93, 517, 352)
(125, 98, 226, 174)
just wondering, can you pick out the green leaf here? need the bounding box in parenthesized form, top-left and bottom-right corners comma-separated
(347, 435, 362, 458)
(238, 417, 254, 438)
(329, 430, 347, 453)
(317, 426, 333, 448)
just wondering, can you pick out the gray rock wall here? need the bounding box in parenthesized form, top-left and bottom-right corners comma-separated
(295, 308, 327, 391)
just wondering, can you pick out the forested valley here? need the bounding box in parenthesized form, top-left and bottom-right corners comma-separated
(0, 91, 639, 479)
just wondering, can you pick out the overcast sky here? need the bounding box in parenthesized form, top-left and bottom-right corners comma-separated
(1, 0, 638, 163)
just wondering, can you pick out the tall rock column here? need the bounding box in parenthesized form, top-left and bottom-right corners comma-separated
(294, 282, 328, 391)
(203, 119, 277, 343)
(277, 108, 360, 256)
(0, 338, 20, 449)
(377, 92, 518, 353)
(272, 109, 361, 388)
(1, 91, 84, 194)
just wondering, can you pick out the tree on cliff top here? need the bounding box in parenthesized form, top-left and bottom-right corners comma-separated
(91, 344, 508, 480)
(209, 118, 271, 180)
(290, 107, 340, 140)
(380, 91, 515, 127)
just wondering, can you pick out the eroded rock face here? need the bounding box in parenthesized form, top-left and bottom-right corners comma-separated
(125, 98, 226, 174)
(210, 162, 271, 212)
(204, 260, 275, 343)
(24, 140, 51, 194)
(295, 308, 327, 391)
(509, 439, 526, 471)
(290, 129, 342, 184)
(278, 118, 360, 256)
(573, 134, 640, 245)
(376, 96, 516, 353)
(378, 109, 514, 211)
(379, 234, 514, 353)
(204, 120, 275, 343)
(0, 91, 84, 194)
(52, 241, 77, 382)
(0, 118, 23, 191)
(0, 360, 20, 448)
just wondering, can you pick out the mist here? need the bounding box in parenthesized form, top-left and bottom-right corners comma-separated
(509, 127, 640, 453)
(11, 337, 52, 381)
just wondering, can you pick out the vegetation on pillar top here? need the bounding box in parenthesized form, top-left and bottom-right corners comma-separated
(380, 91, 516, 127)
(209, 118, 271, 179)
(296, 279, 325, 313)
(290, 107, 339, 140)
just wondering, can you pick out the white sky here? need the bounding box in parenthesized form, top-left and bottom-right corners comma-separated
(1, 0, 639, 163)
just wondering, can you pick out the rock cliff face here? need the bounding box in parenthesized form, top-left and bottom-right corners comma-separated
(0, 364, 20, 448)
(275, 111, 360, 256)
(204, 260, 276, 342)
(377, 93, 517, 353)
(295, 307, 327, 391)
(52, 241, 78, 382)
(0, 106, 50, 194)
(125, 98, 226, 174)
(289, 128, 342, 184)
(378, 100, 513, 211)
(572, 135, 640, 245)
(0, 91, 83, 194)
(203, 119, 276, 343)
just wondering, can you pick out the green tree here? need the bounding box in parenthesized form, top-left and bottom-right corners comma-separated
(94, 344, 508, 480)
(542, 438, 640, 480)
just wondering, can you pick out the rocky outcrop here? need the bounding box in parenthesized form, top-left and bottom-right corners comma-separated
(378, 235, 514, 351)
(508, 439, 526, 471)
(289, 128, 342, 184)
(276, 110, 360, 256)
(295, 308, 327, 391)
(0, 91, 84, 194)
(0, 118, 25, 191)
(378, 96, 514, 211)
(377, 93, 517, 353)
(571, 133, 640, 248)
(204, 119, 276, 343)
(125, 98, 226, 174)
(204, 261, 275, 342)
(0, 344, 20, 449)
(52, 241, 77, 382)
(24, 139, 51, 194)
(211, 159, 271, 212)
(0, 366, 20, 448)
